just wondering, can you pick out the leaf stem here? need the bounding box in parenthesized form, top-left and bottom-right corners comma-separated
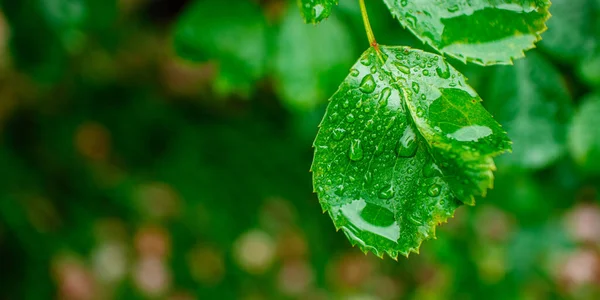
(359, 0, 383, 59)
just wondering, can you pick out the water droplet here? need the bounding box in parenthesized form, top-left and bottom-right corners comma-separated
(405, 13, 417, 27)
(396, 126, 418, 157)
(365, 119, 374, 130)
(313, 4, 325, 19)
(416, 107, 425, 117)
(360, 55, 372, 66)
(334, 185, 345, 196)
(378, 184, 394, 199)
(427, 184, 441, 197)
(332, 128, 346, 141)
(393, 61, 410, 74)
(346, 114, 356, 123)
(400, 0, 407, 6)
(378, 87, 391, 107)
(422, 69, 430, 76)
(448, 4, 459, 12)
(420, 94, 426, 100)
(435, 61, 451, 79)
(364, 171, 372, 183)
(423, 161, 442, 178)
(448, 125, 492, 142)
(342, 100, 350, 108)
(329, 112, 340, 121)
(359, 74, 376, 94)
(374, 144, 384, 156)
(350, 68, 359, 77)
(337, 200, 400, 242)
(349, 139, 364, 161)
(411, 82, 420, 94)
(355, 99, 363, 109)
(364, 107, 371, 113)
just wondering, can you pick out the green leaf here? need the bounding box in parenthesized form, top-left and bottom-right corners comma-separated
(297, 0, 338, 23)
(172, 0, 268, 96)
(274, 6, 356, 111)
(312, 46, 511, 258)
(382, 0, 551, 65)
(486, 52, 573, 170)
(578, 51, 600, 87)
(569, 94, 600, 173)
(540, 0, 599, 61)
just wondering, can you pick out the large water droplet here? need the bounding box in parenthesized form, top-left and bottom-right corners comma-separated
(359, 74, 376, 94)
(396, 126, 418, 157)
(332, 128, 346, 141)
(393, 61, 410, 74)
(436, 61, 451, 79)
(427, 184, 441, 197)
(349, 139, 364, 161)
(378, 184, 394, 199)
(337, 199, 400, 242)
(378, 87, 391, 107)
(447, 125, 492, 142)
(360, 55, 372, 66)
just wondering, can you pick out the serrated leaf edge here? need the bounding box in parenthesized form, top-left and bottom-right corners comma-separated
(384, 2, 552, 66)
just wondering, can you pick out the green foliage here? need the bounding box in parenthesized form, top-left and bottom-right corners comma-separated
(1, 0, 600, 299)
(275, 6, 356, 110)
(173, 0, 268, 95)
(569, 94, 600, 173)
(312, 46, 510, 257)
(541, 0, 599, 61)
(486, 52, 573, 169)
(382, 0, 551, 65)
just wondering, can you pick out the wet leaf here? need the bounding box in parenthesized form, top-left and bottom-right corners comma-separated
(486, 52, 573, 170)
(312, 46, 511, 258)
(569, 94, 600, 173)
(382, 0, 551, 65)
(298, 0, 338, 24)
(274, 6, 356, 111)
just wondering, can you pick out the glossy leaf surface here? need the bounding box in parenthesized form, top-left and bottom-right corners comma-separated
(298, 0, 338, 23)
(569, 94, 600, 173)
(312, 46, 511, 257)
(382, 0, 551, 65)
(486, 52, 573, 170)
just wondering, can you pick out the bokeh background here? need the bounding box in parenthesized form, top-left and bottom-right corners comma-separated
(1, 0, 600, 299)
